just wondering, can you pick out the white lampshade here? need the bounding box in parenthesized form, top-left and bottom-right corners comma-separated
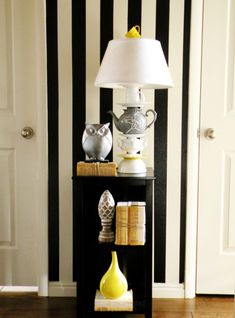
(95, 38, 173, 89)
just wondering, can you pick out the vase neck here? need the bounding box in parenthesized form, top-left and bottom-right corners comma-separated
(111, 251, 118, 269)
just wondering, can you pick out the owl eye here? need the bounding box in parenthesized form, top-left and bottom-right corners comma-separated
(98, 127, 106, 135)
(88, 127, 95, 135)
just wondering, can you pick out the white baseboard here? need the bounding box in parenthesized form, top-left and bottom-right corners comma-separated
(48, 282, 185, 298)
(152, 283, 185, 298)
(49, 282, 76, 297)
(0, 286, 38, 293)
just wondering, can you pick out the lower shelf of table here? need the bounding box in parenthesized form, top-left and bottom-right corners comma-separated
(89, 312, 148, 318)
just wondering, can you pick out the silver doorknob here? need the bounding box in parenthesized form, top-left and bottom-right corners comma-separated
(204, 128, 216, 140)
(21, 127, 34, 139)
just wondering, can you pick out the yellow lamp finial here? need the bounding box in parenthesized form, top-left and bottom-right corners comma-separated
(125, 25, 141, 38)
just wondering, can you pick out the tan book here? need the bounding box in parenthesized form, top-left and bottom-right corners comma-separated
(115, 202, 129, 245)
(128, 202, 146, 245)
(77, 161, 117, 176)
(115, 202, 129, 224)
(115, 224, 128, 245)
(94, 290, 133, 312)
(128, 202, 146, 225)
(128, 224, 146, 246)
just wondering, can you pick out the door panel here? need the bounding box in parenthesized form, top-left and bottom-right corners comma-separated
(197, 0, 235, 294)
(0, 0, 45, 287)
(0, 148, 15, 246)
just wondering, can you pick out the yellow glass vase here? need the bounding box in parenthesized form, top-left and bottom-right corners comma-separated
(100, 251, 128, 299)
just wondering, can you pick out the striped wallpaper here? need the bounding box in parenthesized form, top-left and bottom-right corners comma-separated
(46, 0, 191, 288)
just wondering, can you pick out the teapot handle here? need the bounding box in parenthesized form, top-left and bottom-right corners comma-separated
(145, 109, 157, 129)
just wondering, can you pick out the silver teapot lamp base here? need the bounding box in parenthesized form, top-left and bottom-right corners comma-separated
(118, 155, 147, 174)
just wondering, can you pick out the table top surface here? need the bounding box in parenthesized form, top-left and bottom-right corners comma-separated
(73, 167, 156, 180)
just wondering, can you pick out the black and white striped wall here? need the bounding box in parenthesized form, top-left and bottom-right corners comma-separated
(46, 0, 191, 297)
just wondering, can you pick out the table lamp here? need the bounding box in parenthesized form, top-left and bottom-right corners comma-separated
(95, 26, 173, 174)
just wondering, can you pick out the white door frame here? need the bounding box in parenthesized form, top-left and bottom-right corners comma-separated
(184, 0, 203, 298)
(33, 0, 48, 296)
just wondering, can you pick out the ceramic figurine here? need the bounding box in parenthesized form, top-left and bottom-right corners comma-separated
(108, 107, 157, 134)
(98, 190, 115, 243)
(82, 123, 112, 161)
(117, 134, 147, 154)
(100, 251, 128, 299)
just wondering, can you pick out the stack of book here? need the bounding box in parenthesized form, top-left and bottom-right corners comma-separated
(77, 161, 117, 176)
(115, 201, 146, 245)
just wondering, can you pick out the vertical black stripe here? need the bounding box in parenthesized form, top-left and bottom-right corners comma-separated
(100, 0, 113, 161)
(128, 0, 142, 30)
(46, 0, 59, 281)
(179, 0, 191, 283)
(72, 0, 86, 281)
(154, 0, 170, 283)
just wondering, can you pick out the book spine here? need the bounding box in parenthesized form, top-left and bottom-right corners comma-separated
(128, 203, 146, 245)
(115, 204, 128, 245)
(128, 205, 146, 225)
(128, 225, 145, 246)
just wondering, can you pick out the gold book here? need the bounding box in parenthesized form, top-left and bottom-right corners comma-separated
(115, 202, 129, 245)
(76, 162, 117, 176)
(128, 224, 146, 246)
(115, 203, 129, 224)
(115, 224, 128, 245)
(128, 202, 146, 225)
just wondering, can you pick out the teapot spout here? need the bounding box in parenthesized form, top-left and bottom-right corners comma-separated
(108, 110, 121, 131)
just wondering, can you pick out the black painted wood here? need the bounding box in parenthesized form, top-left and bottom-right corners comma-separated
(73, 170, 155, 318)
(100, 0, 114, 162)
(128, 0, 142, 30)
(46, 0, 60, 282)
(72, 0, 86, 282)
(154, 0, 170, 283)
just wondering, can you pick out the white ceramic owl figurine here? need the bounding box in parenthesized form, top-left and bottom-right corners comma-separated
(82, 123, 112, 161)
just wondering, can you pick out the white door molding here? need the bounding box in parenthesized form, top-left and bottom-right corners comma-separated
(184, 0, 203, 298)
(33, 0, 48, 296)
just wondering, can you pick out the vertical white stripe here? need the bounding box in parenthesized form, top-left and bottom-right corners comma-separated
(113, 0, 128, 39)
(141, 0, 156, 169)
(86, 0, 100, 124)
(58, 0, 73, 283)
(165, 0, 184, 284)
(112, 0, 128, 164)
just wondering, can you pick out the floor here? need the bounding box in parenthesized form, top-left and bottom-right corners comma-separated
(153, 296, 234, 318)
(0, 294, 234, 317)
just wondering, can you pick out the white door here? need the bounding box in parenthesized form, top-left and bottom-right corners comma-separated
(0, 0, 47, 291)
(197, 0, 235, 294)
